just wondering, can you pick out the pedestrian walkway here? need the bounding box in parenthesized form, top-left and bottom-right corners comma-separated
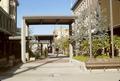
(0, 55, 120, 81)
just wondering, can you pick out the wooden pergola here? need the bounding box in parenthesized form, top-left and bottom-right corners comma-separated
(34, 35, 55, 41)
(21, 16, 76, 63)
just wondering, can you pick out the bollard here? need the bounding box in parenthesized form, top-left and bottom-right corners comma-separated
(104, 67, 106, 72)
(117, 68, 119, 71)
(90, 68, 92, 72)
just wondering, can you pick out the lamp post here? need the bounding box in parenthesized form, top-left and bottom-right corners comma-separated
(109, 0, 114, 58)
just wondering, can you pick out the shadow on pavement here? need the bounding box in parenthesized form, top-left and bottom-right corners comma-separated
(0, 58, 64, 80)
(48, 53, 69, 58)
(49, 55, 69, 58)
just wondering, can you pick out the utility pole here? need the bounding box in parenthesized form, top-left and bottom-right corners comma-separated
(109, 0, 114, 58)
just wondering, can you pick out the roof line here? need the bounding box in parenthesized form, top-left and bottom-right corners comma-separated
(71, 0, 82, 11)
(23, 16, 77, 19)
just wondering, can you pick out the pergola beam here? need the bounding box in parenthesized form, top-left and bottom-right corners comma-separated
(21, 16, 76, 63)
(23, 16, 76, 25)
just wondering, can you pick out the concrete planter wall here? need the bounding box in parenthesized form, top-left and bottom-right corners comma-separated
(71, 59, 87, 71)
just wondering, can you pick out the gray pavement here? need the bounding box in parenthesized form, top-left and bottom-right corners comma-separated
(0, 54, 120, 81)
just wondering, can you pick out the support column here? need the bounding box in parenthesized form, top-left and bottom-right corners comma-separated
(52, 45, 55, 55)
(49, 40, 52, 53)
(41, 43, 43, 56)
(51, 39, 55, 55)
(26, 40, 29, 61)
(69, 43, 73, 62)
(52, 35, 55, 55)
(26, 25, 29, 61)
(6, 40, 9, 62)
(4, 40, 7, 60)
(69, 24, 73, 62)
(21, 19, 26, 63)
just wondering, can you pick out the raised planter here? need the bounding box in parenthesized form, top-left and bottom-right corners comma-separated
(85, 58, 120, 71)
(71, 59, 87, 71)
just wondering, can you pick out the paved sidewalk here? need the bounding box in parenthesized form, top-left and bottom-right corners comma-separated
(0, 56, 120, 81)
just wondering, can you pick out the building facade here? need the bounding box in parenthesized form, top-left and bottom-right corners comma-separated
(53, 27, 69, 40)
(72, 0, 120, 35)
(0, 0, 20, 66)
(71, 0, 120, 55)
(0, 0, 19, 34)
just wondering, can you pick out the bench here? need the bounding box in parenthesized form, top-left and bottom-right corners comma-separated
(85, 59, 120, 71)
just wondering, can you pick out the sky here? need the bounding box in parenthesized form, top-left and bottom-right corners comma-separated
(17, 0, 75, 35)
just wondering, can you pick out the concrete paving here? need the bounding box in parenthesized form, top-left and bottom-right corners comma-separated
(0, 55, 120, 81)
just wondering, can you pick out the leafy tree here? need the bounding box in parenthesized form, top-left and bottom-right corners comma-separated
(114, 35, 120, 48)
(72, 2, 110, 58)
(90, 6, 110, 57)
(113, 35, 120, 56)
(54, 37, 69, 55)
(92, 34, 110, 57)
(80, 39, 89, 55)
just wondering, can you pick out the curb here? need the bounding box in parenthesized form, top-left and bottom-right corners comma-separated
(71, 59, 87, 71)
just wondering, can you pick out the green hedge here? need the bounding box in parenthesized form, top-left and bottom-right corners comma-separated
(73, 55, 89, 62)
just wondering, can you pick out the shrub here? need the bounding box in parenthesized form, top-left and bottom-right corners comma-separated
(73, 55, 89, 62)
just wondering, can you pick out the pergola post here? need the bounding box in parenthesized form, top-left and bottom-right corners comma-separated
(26, 24, 29, 61)
(69, 24, 73, 62)
(21, 19, 26, 63)
(41, 43, 43, 56)
(21, 16, 76, 63)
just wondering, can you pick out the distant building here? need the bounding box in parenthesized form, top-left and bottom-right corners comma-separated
(53, 27, 69, 40)
(53, 27, 69, 54)
(16, 28, 21, 36)
(0, 0, 20, 66)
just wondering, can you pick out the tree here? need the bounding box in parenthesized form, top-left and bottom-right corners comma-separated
(92, 34, 110, 57)
(80, 39, 89, 55)
(113, 35, 120, 56)
(54, 37, 69, 55)
(114, 35, 120, 48)
(71, 9, 89, 56)
(72, 1, 110, 57)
